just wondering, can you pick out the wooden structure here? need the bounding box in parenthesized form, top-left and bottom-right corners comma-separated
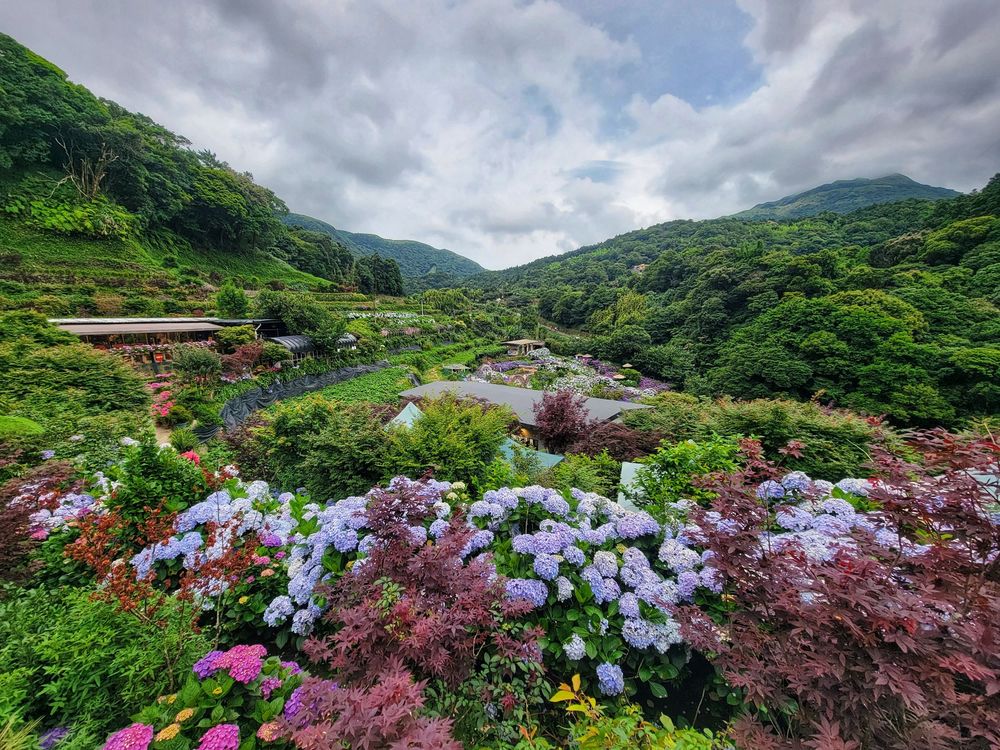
(503, 338, 546, 356)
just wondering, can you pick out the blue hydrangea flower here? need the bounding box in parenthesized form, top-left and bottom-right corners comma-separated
(533, 553, 560, 581)
(512, 534, 535, 554)
(593, 550, 618, 578)
(780, 471, 812, 493)
(622, 618, 655, 648)
(835, 478, 870, 497)
(698, 566, 723, 594)
(541, 491, 570, 517)
(505, 578, 548, 608)
(563, 634, 585, 660)
(407, 525, 428, 546)
(677, 570, 699, 601)
(562, 545, 586, 567)
(775, 506, 815, 532)
(615, 511, 659, 539)
(756, 480, 785, 500)
(263, 595, 295, 627)
(596, 663, 624, 695)
(657, 538, 700, 572)
(618, 592, 641, 619)
(556, 575, 574, 601)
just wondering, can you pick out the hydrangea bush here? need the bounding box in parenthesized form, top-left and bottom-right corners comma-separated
(103, 644, 304, 750)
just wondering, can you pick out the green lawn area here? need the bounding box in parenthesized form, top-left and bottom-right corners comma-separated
(275, 366, 415, 407)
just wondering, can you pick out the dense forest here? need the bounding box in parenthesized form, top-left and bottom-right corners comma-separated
(0, 33, 403, 296)
(469, 179, 1000, 427)
(282, 212, 484, 289)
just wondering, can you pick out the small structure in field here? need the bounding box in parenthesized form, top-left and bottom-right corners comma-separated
(503, 338, 546, 356)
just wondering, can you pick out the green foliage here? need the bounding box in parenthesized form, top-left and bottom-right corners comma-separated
(543, 451, 621, 497)
(0, 312, 150, 473)
(0, 415, 44, 440)
(283, 212, 484, 281)
(386, 394, 514, 490)
(107, 443, 208, 523)
(253, 290, 346, 352)
(300, 403, 389, 500)
(475, 176, 1000, 427)
(631, 436, 741, 513)
(623, 392, 880, 480)
(169, 427, 200, 453)
(309, 366, 413, 404)
(0, 585, 208, 740)
(214, 283, 250, 318)
(0, 716, 39, 750)
(734, 174, 958, 220)
(214, 324, 256, 354)
(172, 346, 222, 386)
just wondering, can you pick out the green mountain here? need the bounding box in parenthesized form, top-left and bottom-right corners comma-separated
(282, 213, 484, 284)
(733, 174, 960, 220)
(0, 32, 406, 315)
(465, 175, 1000, 427)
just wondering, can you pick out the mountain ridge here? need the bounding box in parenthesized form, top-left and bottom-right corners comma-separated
(282, 212, 484, 283)
(732, 174, 960, 220)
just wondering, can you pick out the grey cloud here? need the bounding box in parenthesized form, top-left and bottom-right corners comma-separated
(0, 0, 998, 269)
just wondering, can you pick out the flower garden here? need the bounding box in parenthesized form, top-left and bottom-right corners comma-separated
(4, 417, 998, 749)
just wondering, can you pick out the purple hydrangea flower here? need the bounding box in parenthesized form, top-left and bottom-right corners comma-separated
(756, 480, 785, 500)
(563, 633, 586, 660)
(193, 650, 223, 679)
(555, 575, 574, 601)
(615, 511, 659, 539)
(592, 550, 618, 578)
(677, 570, 699, 600)
(618, 592, 641, 619)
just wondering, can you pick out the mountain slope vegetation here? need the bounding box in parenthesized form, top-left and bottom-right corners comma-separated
(733, 174, 960, 220)
(282, 212, 484, 287)
(468, 178, 1000, 427)
(0, 33, 404, 313)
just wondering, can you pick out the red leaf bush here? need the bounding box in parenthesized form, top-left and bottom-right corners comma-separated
(674, 432, 1000, 749)
(532, 389, 591, 454)
(303, 481, 541, 688)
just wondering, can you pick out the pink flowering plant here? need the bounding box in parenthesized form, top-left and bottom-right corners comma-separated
(106, 644, 304, 750)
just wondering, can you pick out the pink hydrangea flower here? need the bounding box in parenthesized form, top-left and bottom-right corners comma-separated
(103, 723, 154, 750)
(213, 644, 267, 683)
(197, 724, 239, 750)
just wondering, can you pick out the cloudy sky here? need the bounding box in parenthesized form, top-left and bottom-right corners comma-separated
(3, 0, 999, 269)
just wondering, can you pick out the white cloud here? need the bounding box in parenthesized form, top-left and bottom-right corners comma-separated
(1, 0, 998, 268)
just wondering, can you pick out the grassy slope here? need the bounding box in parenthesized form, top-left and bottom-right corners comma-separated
(0, 216, 325, 313)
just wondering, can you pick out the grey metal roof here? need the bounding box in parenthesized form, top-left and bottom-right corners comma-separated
(398, 381, 650, 427)
(337, 333, 358, 344)
(269, 335, 315, 354)
(58, 321, 222, 336)
(50, 317, 276, 325)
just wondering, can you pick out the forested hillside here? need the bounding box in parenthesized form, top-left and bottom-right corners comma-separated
(469, 179, 1000, 427)
(0, 33, 404, 312)
(283, 212, 483, 285)
(733, 174, 959, 220)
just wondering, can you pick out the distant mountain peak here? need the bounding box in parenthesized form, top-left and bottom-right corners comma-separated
(281, 213, 484, 282)
(733, 174, 960, 220)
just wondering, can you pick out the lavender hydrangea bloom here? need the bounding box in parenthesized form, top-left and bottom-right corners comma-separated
(533, 554, 560, 581)
(333, 528, 360, 552)
(775, 506, 815, 532)
(821, 498, 856, 517)
(263, 595, 295, 627)
(512, 534, 535, 554)
(563, 634, 586, 660)
(615, 511, 659, 539)
(429, 519, 450, 539)
(596, 663, 624, 695)
(780, 471, 812, 493)
(835, 478, 871, 497)
(407, 525, 428, 546)
(618, 592, 641, 619)
(464, 529, 494, 556)
(622, 618, 655, 648)
(811, 513, 851, 537)
(194, 650, 223, 678)
(698, 566, 723, 594)
(505, 578, 549, 608)
(484, 487, 519, 510)
(676, 570, 699, 601)
(756, 480, 785, 500)
(593, 550, 618, 578)
(541, 491, 570, 517)
(555, 576, 574, 601)
(562, 545, 586, 566)
(657, 538, 700, 572)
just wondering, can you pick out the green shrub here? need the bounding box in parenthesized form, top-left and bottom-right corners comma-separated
(543, 451, 620, 497)
(172, 345, 222, 386)
(0, 416, 44, 440)
(260, 341, 291, 365)
(0, 586, 208, 741)
(214, 283, 249, 318)
(190, 403, 221, 428)
(630, 435, 741, 513)
(169, 427, 199, 453)
(386, 394, 514, 491)
(624, 392, 882, 480)
(161, 403, 193, 427)
(107, 443, 208, 523)
(300, 403, 390, 500)
(214, 324, 256, 353)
